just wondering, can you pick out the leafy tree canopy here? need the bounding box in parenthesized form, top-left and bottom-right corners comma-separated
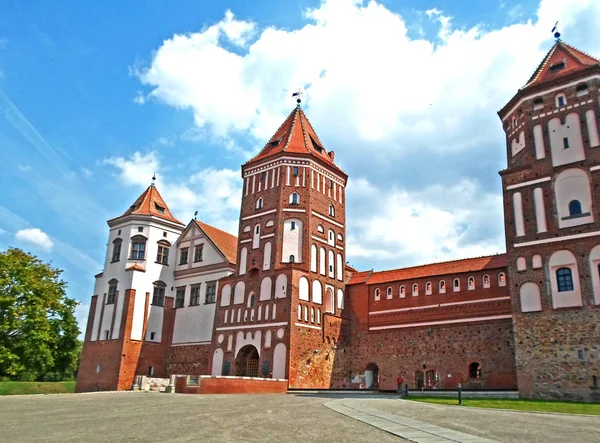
(0, 248, 80, 381)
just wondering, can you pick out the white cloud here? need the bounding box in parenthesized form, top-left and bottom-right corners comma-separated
(74, 302, 89, 339)
(81, 167, 93, 178)
(15, 228, 54, 252)
(17, 164, 31, 172)
(104, 151, 242, 233)
(346, 178, 504, 268)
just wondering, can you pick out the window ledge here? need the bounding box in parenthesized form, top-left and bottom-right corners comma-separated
(151, 304, 165, 308)
(155, 261, 169, 266)
(110, 259, 120, 263)
(179, 262, 188, 266)
(561, 212, 591, 221)
(128, 258, 146, 262)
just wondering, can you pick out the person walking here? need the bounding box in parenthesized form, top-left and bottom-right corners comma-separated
(396, 374, 404, 396)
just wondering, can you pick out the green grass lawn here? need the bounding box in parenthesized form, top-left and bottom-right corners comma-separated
(407, 396, 600, 415)
(0, 381, 76, 396)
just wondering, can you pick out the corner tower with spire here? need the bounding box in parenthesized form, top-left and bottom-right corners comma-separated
(208, 104, 350, 388)
(498, 40, 600, 401)
(76, 183, 185, 392)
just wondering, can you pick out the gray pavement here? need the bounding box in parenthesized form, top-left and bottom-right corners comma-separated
(0, 392, 598, 443)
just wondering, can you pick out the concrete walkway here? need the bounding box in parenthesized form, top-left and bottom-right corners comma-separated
(325, 399, 498, 443)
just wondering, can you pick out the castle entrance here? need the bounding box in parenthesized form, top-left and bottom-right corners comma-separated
(365, 363, 379, 389)
(236, 345, 259, 377)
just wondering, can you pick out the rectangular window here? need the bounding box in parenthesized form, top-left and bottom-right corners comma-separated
(138, 227, 143, 232)
(557, 95, 565, 105)
(148, 366, 154, 376)
(291, 221, 296, 230)
(150, 331, 156, 340)
(175, 287, 185, 308)
(329, 179, 333, 189)
(189, 286, 200, 306)
(188, 376, 199, 386)
(131, 241, 146, 260)
(107, 285, 117, 304)
(111, 242, 121, 262)
(194, 245, 204, 262)
(293, 166, 299, 176)
(261, 171, 266, 181)
(179, 248, 188, 265)
(556, 268, 574, 292)
(563, 137, 570, 149)
(205, 282, 217, 304)
(104, 330, 109, 340)
(152, 286, 165, 306)
(156, 245, 169, 265)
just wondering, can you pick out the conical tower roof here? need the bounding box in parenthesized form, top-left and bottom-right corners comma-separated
(245, 106, 345, 175)
(110, 184, 183, 225)
(522, 40, 599, 90)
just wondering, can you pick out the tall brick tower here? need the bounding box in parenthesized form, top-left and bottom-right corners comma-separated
(208, 103, 349, 388)
(498, 41, 600, 401)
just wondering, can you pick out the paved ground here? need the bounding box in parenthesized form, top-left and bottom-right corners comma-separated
(0, 392, 599, 443)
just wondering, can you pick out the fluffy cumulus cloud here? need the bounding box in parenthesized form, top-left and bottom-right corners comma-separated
(131, 0, 600, 269)
(104, 151, 242, 233)
(15, 228, 54, 252)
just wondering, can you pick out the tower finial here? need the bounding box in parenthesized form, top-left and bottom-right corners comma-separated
(292, 89, 303, 106)
(151, 172, 156, 187)
(194, 210, 198, 220)
(552, 21, 561, 41)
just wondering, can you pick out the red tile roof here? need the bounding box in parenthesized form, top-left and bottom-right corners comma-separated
(523, 41, 599, 90)
(245, 106, 345, 175)
(347, 270, 372, 285)
(194, 220, 238, 265)
(350, 255, 507, 285)
(113, 185, 183, 225)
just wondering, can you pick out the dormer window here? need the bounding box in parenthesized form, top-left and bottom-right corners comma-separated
(549, 60, 566, 73)
(154, 203, 165, 214)
(556, 93, 566, 108)
(269, 136, 282, 147)
(310, 135, 323, 153)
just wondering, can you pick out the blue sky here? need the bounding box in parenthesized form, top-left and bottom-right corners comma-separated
(1, 0, 599, 333)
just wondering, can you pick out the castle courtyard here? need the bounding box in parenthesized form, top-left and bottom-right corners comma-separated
(1, 392, 598, 443)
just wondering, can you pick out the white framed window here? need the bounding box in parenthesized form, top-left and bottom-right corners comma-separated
(290, 192, 300, 205)
(399, 285, 405, 298)
(374, 288, 380, 301)
(386, 287, 392, 299)
(439, 280, 446, 294)
(256, 197, 264, 209)
(453, 278, 460, 292)
(468, 276, 475, 290)
(412, 283, 418, 297)
(482, 275, 490, 289)
(425, 281, 432, 295)
(555, 93, 567, 108)
(498, 273, 506, 287)
(317, 224, 324, 233)
(329, 205, 335, 217)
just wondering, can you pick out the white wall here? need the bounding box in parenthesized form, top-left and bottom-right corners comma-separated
(520, 282, 542, 313)
(554, 168, 594, 228)
(260, 277, 272, 301)
(533, 124, 545, 159)
(586, 110, 599, 148)
(272, 343, 287, 379)
(282, 218, 303, 263)
(548, 113, 585, 167)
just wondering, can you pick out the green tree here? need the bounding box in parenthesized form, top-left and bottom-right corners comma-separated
(0, 248, 81, 380)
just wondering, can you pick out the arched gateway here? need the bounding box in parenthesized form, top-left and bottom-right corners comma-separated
(235, 345, 260, 377)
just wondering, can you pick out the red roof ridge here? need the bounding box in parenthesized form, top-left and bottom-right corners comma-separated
(372, 254, 507, 275)
(193, 219, 238, 265)
(561, 41, 599, 65)
(282, 107, 300, 153)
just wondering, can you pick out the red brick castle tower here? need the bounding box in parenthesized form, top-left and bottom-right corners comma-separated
(498, 40, 600, 400)
(208, 103, 350, 388)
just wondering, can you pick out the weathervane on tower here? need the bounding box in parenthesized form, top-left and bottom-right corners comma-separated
(151, 172, 156, 187)
(292, 89, 303, 106)
(552, 21, 561, 41)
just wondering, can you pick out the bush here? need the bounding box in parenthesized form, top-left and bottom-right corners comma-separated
(18, 371, 37, 382)
(43, 372, 64, 382)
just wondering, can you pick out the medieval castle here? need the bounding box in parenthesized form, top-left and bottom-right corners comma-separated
(77, 40, 600, 401)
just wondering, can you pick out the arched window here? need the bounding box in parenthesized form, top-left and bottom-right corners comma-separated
(469, 362, 482, 379)
(412, 283, 418, 297)
(317, 224, 324, 233)
(329, 205, 335, 217)
(256, 197, 264, 210)
(386, 287, 392, 299)
(468, 276, 475, 290)
(107, 279, 118, 304)
(556, 268, 574, 292)
(317, 308, 321, 324)
(569, 200, 582, 216)
(399, 285, 405, 298)
(290, 192, 300, 205)
(374, 288, 380, 301)
(453, 278, 460, 292)
(297, 304, 302, 320)
(310, 244, 318, 273)
(337, 233, 344, 242)
(520, 282, 542, 313)
(247, 293, 255, 307)
(328, 230, 335, 246)
(152, 281, 166, 306)
(239, 247, 248, 275)
(498, 272, 506, 287)
(439, 280, 446, 293)
(328, 250, 334, 277)
(263, 241, 272, 270)
(310, 307, 315, 323)
(130, 235, 146, 260)
(304, 305, 308, 322)
(517, 256, 526, 271)
(111, 238, 122, 262)
(319, 247, 326, 275)
(156, 240, 170, 265)
(483, 275, 490, 288)
(425, 282, 432, 295)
